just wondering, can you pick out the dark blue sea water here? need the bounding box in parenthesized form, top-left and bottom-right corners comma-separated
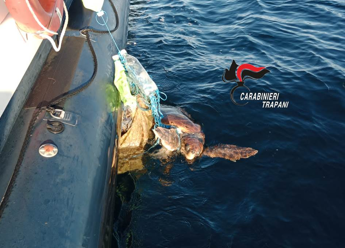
(115, 0, 345, 247)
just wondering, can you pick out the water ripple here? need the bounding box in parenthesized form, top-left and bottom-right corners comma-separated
(124, 0, 345, 247)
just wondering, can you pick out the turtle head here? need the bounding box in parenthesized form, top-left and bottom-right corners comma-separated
(181, 135, 204, 161)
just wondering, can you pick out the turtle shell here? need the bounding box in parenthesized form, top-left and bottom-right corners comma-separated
(160, 105, 201, 133)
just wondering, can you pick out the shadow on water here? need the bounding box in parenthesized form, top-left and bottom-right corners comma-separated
(112, 171, 145, 248)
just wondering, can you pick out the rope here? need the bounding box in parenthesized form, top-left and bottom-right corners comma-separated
(49, 31, 97, 106)
(53, 0, 120, 106)
(95, 8, 129, 75)
(79, 0, 119, 34)
(95, 6, 180, 161)
(96, 11, 122, 55)
(25, 0, 58, 35)
(39, 2, 69, 52)
(94, 8, 169, 130)
(124, 127, 182, 161)
(123, 138, 161, 161)
(0, 0, 120, 217)
(149, 91, 164, 128)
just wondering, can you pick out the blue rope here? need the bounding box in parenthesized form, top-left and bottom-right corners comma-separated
(97, 10, 168, 129)
(149, 90, 163, 128)
(132, 127, 181, 159)
(127, 138, 161, 160)
(96, 11, 123, 59)
(159, 92, 168, 101)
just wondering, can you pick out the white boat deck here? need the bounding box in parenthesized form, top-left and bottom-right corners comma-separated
(0, 2, 43, 118)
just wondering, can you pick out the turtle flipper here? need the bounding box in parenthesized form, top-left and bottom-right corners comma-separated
(203, 144, 258, 162)
(153, 127, 180, 151)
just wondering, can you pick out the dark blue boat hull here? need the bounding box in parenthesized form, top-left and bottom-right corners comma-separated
(0, 0, 129, 247)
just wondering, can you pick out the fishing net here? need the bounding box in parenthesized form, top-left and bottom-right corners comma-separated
(117, 97, 154, 174)
(113, 50, 166, 173)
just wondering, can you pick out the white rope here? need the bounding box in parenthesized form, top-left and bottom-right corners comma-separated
(25, 0, 58, 35)
(39, 2, 69, 52)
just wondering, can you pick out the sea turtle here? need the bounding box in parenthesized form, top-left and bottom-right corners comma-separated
(118, 99, 258, 174)
(153, 105, 257, 161)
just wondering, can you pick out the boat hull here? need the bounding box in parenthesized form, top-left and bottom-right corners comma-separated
(0, 0, 129, 247)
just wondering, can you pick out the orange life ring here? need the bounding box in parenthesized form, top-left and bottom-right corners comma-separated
(5, 0, 64, 36)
